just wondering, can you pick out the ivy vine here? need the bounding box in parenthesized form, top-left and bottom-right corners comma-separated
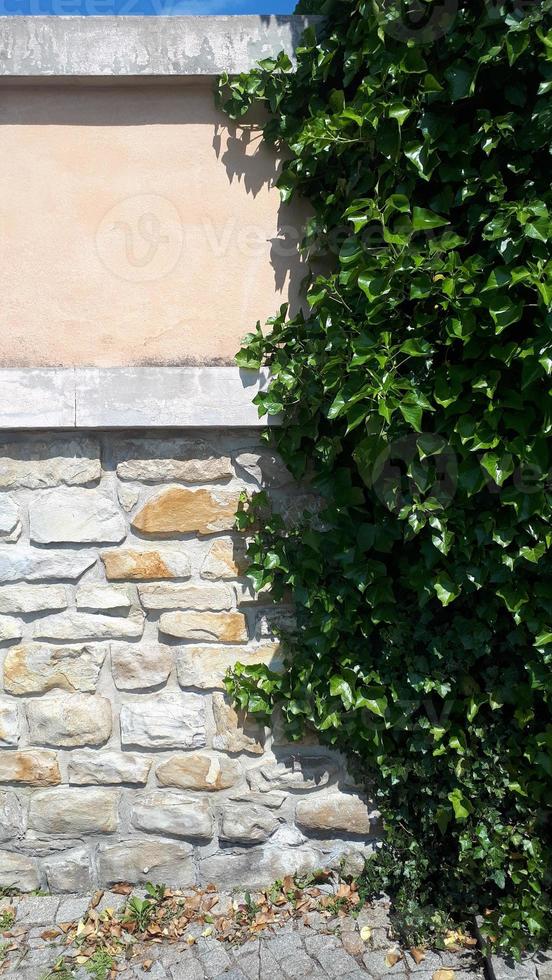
(218, 0, 552, 956)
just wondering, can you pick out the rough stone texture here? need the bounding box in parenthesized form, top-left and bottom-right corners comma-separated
(26, 693, 112, 747)
(0, 699, 20, 746)
(155, 753, 240, 792)
(101, 548, 191, 581)
(75, 584, 133, 613)
(68, 749, 151, 785)
(0, 790, 25, 842)
(28, 788, 119, 834)
(138, 583, 233, 612)
(132, 488, 241, 536)
(0, 585, 68, 614)
(43, 846, 92, 893)
(0, 495, 20, 535)
(200, 538, 248, 580)
(0, 437, 100, 489)
(159, 611, 247, 643)
(219, 803, 280, 843)
(296, 793, 374, 835)
(29, 488, 126, 544)
(0, 547, 96, 583)
(199, 846, 322, 891)
(131, 792, 213, 840)
(98, 841, 195, 888)
(33, 610, 144, 641)
(4, 643, 106, 695)
(120, 693, 206, 749)
(111, 643, 173, 691)
(0, 749, 60, 786)
(248, 755, 338, 794)
(176, 643, 281, 690)
(117, 440, 233, 484)
(0, 850, 39, 892)
(0, 617, 22, 643)
(212, 693, 264, 755)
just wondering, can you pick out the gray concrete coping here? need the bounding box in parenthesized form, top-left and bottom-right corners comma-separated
(0, 16, 322, 81)
(0, 366, 276, 429)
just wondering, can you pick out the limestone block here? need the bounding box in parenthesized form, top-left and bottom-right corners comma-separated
(120, 693, 205, 750)
(26, 694, 112, 748)
(33, 610, 144, 642)
(132, 488, 241, 536)
(0, 585, 68, 614)
(3, 643, 106, 695)
(98, 841, 195, 888)
(199, 846, 322, 891)
(0, 700, 19, 746)
(159, 611, 247, 643)
(28, 788, 119, 834)
(176, 643, 281, 690)
(0, 437, 100, 490)
(68, 750, 151, 786)
(0, 791, 25, 841)
(212, 693, 263, 755)
(0, 547, 96, 583)
(256, 608, 297, 639)
(200, 538, 248, 580)
(75, 584, 133, 614)
(111, 643, 172, 691)
(116, 439, 233, 484)
(118, 486, 140, 512)
(219, 803, 279, 843)
(155, 753, 240, 792)
(101, 548, 191, 581)
(138, 583, 233, 612)
(43, 846, 92, 893)
(29, 488, 126, 544)
(0, 617, 22, 644)
(247, 754, 337, 794)
(0, 495, 20, 536)
(131, 792, 213, 840)
(234, 451, 290, 488)
(295, 792, 373, 834)
(0, 749, 60, 786)
(0, 851, 39, 892)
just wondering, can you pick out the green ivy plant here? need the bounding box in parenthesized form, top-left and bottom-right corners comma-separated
(218, 0, 552, 956)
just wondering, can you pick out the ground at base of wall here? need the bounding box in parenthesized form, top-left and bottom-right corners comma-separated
(0, 875, 490, 980)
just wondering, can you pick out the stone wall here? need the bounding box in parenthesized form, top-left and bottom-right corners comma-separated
(0, 431, 379, 893)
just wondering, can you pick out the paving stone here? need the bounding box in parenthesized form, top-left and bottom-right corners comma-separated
(196, 940, 232, 977)
(489, 956, 537, 980)
(14, 895, 60, 925)
(303, 933, 341, 956)
(279, 949, 318, 977)
(169, 957, 207, 980)
(362, 950, 406, 977)
(315, 946, 365, 975)
(264, 930, 304, 961)
(56, 894, 91, 921)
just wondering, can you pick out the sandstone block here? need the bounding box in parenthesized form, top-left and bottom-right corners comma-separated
(0, 617, 22, 644)
(247, 755, 337, 794)
(33, 610, 144, 642)
(0, 791, 25, 842)
(26, 694, 112, 748)
(212, 693, 263, 755)
(0, 547, 96, 583)
(120, 693, 205, 750)
(155, 753, 240, 792)
(29, 488, 126, 544)
(116, 439, 233, 484)
(200, 538, 248, 580)
(0, 495, 20, 536)
(176, 643, 281, 690)
(0, 437, 100, 490)
(138, 583, 233, 612)
(111, 643, 172, 691)
(131, 792, 212, 840)
(0, 700, 19, 746)
(68, 750, 151, 786)
(219, 803, 279, 843)
(132, 488, 241, 536)
(43, 846, 92, 893)
(98, 841, 195, 888)
(0, 585, 68, 614)
(0, 851, 39, 892)
(28, 788, 119, 835)
(159, 611, 247, 643)
(4, 643, 106, 695)
(295, 792, 373, 834)
(0, 749, 60, 786)
(101, 548, 191, 581)
(75, 584, 133, 614)
(199, 846, 322, 891)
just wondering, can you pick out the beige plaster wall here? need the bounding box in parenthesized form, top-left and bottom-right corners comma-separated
(0, 84, 306, 367)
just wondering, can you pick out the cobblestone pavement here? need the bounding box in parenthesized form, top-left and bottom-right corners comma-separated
(0, 890, 490, 980)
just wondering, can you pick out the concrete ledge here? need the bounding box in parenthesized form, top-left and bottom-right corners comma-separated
(0, 367, 274, 429)
(0, 16, 321, 80)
